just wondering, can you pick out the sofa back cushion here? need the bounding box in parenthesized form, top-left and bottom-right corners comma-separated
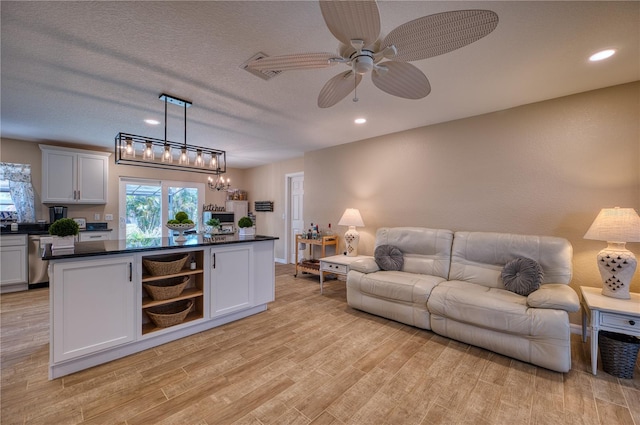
(375, 227, 454, 279)
(449, 231, 572, 289)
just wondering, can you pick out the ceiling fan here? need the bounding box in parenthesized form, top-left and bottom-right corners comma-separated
(248, 1, 499, 108)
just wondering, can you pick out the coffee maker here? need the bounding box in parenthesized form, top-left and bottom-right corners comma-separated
(49, 206, 68, 223)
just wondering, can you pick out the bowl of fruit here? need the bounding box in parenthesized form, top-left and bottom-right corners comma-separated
(166, 211, 195, 242)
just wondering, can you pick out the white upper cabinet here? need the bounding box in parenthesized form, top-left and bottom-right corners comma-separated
(40, 144, 110, 204)
(225, 201, 249, 220)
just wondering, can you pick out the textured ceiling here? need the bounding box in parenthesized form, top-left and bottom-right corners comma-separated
(1, 1, 638, 169)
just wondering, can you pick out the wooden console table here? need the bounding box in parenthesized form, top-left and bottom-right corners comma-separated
(294, 234, 338, 277)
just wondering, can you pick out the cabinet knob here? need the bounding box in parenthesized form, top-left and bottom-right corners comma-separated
(630, 320, 636, 326)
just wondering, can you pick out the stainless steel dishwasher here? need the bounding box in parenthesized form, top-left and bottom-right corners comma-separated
(28, 235, 52, 285)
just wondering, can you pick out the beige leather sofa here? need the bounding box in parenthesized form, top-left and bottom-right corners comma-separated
(347, 227, 580, 372)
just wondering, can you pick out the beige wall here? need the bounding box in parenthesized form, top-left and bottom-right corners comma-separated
(244, 157, 304, 261)
(300, 82, 639, 324)
(0, 139, 246, 231)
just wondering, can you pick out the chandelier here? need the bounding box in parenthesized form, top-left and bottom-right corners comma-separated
(207, 175, 231, 191)
(115, 94, 226, 175)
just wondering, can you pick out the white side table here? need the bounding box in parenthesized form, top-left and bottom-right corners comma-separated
(319, 255, 371, 294)
(580, 286, 640, 375)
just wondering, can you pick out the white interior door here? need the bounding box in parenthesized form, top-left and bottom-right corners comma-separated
(289, 174, 304, 264)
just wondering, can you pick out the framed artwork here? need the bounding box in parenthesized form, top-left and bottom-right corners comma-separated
(72, 217, 86, 230)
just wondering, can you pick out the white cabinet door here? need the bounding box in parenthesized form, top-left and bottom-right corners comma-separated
(77, 154, 109, 203)
(225, 201, 249, 220)
(0, 235, 28, 287)
(40, 145, 110, 204)
(51, 255, 135, 362)
(210, 245, 253, 317)
(42, 149, 76, 202)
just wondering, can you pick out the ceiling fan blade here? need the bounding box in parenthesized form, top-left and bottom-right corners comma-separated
(318, 71, 363, 108)
(371, 61, 431, 99)
(319, 0, 381, 48)
(247, 53, 338, 71)
(382, 10, 499, 62)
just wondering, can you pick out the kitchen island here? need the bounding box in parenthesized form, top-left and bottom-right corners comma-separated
(44, 234, 278, 379)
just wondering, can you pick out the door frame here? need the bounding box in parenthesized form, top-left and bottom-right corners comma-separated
(283, 172, 304, 264)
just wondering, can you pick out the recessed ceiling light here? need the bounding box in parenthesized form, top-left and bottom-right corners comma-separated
(354, 118, 367, 124)
(144, 119, 160, 125)
(589, 49, 616, 62)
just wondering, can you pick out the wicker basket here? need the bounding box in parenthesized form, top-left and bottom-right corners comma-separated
(143, 276, 189, 301)
(143, 254, 188, 276)
(599, 331, 640, 379)
(146, 299, 193, 328)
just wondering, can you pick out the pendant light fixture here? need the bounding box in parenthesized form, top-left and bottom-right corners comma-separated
(115, 93, 226, 175)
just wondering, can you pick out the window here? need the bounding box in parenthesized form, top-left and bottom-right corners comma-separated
(0, 162, 35, 222)
(0, 180, 16, 214)
(118, 178, 204, 244)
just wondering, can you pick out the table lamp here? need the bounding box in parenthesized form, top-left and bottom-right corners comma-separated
(583, 207, 640, 299)
(338, 208, 364, 257)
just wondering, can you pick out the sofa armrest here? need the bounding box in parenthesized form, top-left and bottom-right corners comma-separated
(527, 284, 580, 312)
(350, 258, 380, 274)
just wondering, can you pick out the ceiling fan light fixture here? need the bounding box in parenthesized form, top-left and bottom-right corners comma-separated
(353, 54, 374, 75)
(589, 49, 616, 62)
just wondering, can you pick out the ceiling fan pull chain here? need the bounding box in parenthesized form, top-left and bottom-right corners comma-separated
(353, 77, 359, 103)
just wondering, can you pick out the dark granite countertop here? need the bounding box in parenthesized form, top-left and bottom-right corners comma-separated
(43, 234, 278, 260)
(1, 224, 113, 236)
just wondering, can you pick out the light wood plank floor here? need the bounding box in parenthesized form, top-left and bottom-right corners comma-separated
(2, 264, 639, 425)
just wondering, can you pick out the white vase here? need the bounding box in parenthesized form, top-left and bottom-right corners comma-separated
(238, 227, 255, 236)
(52, 235, 75, 249)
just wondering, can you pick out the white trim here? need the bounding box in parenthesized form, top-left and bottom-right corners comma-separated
(570, 323, 584, 335)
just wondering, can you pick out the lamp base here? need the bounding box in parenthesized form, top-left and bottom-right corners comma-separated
(344, 226, 360, 257)
(597, 243, 636, 300)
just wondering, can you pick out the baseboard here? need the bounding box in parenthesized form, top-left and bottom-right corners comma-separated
(274, 257, 286, 264)
(570, 323, 584, 335)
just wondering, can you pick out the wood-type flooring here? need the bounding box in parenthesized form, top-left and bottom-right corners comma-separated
(1, 264, 639, 424)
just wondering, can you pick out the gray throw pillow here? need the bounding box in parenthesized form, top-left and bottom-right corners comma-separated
(374, 245, 404, 271)
(501, 257, 544, 296)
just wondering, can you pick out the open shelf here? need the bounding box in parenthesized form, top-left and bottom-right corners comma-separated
(294, 235, 338, 277)
(142, 288, 204, 309)
(142, 268, 203, 283)
(141, 309, 203, 335)
(140, 250, 205, 335)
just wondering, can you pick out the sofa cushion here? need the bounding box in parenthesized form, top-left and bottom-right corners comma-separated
(374, 245, 404, 271)
(501, 257, 544, 296)
(354, 270, 445, 304)
(428, 280, 568, 339)
(449, 231, 573, 289)
(527, 284, 580, 312)
(375, 227, 453, 279)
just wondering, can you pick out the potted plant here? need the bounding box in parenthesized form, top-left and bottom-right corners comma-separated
(237, 216, 255, 236)
(205, 217, 221, 234)
(49, 218, 79, 249)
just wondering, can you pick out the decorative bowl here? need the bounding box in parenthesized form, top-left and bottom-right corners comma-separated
(166, 223, 195, 242)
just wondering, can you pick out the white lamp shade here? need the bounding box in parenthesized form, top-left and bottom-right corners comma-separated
(338, 208, 364, 227)
(584, 207, 640, 243)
